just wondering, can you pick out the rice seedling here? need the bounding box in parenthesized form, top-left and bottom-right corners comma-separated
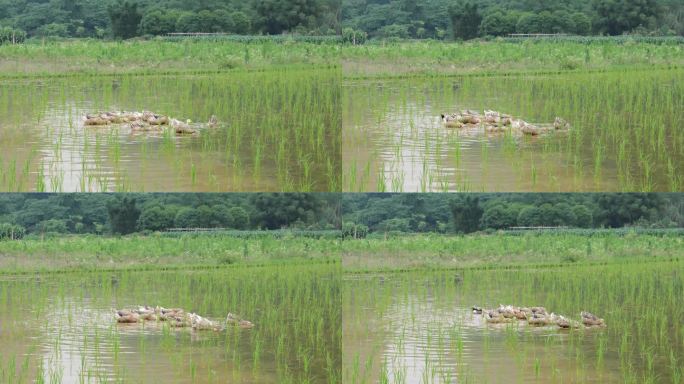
(343, 257, 684, 383)
(0, 67, 341, 192)
(343, 68, 683, 192)
(0, 262, 340, 383)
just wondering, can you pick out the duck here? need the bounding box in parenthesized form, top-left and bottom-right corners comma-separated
(497, 304, 518, 319)
(472, 306, 483, 314)
(441, 114, 463, 128)
(115, 309, 140, 323)
(148, 115, 169, 126)
(84, 117, 110, 126)
(189, 313, 221, 331)
(208, 115, 219, 128)
(135, 306, 157, 321)
(527, 313, 550, 326)
(484, 309, 511, 324)
(556, 315, 582, 329)
(171, 119, 198, 135)
(226, 313, 255, 328)
(530, 307, 547, 315)
(553, 117, 571, 130)
(581, 311, 606, 327)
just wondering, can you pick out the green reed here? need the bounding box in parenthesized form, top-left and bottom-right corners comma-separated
(0, 66, 341, 192)
(0, 262, 340, 383)
(343, 258, 684, 383)
(343, 68, 683, 192)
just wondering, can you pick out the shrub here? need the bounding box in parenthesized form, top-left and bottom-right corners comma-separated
(0, 223, 26, 240)
(342, 28, 367, 45)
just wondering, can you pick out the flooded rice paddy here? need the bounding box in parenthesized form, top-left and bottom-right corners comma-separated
(0, 68, 340, 192)
(0, 263, 341, 383)
(343, 261, 684, 383)
(343, 69, 683, 192)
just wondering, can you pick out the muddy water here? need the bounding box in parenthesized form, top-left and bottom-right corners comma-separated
(0, 267, 339, 383)
(0, 70, 340, 192)
(343, 271, 667, 384)
(343, 70, 683, 192)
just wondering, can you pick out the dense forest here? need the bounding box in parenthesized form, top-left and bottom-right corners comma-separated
(0, 193, 340, 238)
(1, 0, 682, 41)
(0, 0, 340, 40)
(341, 0, 684, 39)
(342, 194, 684, 235)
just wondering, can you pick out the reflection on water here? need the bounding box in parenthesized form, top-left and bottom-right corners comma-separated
(0, 266, 339, 383)
(343, 270, 662, 384)
(343, 70, 683, 192)
(0, 70, 340, 192)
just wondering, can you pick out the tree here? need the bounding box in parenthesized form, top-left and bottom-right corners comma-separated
(139, 9, 179, 35)
(596, 193, 664, 227)
(251, 193, 322, 229)
(449, 196, 483, 233)
(231, 11, 251, 34)
(107, 197, 140, 235)
(255, 0, 324, 34)
(479, 11, 517, 37)
(36, 219, 68, 234)
(35, 23, 70, 37)
(174, 207, 202, 228)
(517, 206, 542, 226)
(481, 204, 518, 229)
(108, 0, 142, 39)
(592, 0, 662, 35)
(377, 218, 411, 232)
(571, 12, 592, 35)
(448, 1, 482, 40)
(572, 205, 593, 227)
(229, 207, 250, 229)
(138, 206, 175, 231)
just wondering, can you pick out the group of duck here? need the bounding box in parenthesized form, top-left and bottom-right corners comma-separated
(473, 305, 605, 329)
(83, 111, 220, 136)
(441, 110, 571, 136)
(114, 306, 254, 331)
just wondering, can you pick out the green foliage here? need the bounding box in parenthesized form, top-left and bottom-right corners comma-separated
(137, 205, 175, 231)
(0, 223, 25, 240)
(0, 26, 26, 44)
(448, 1, 482, 40)
(592, 0, 663, 35)
(36, 219, 68, 234)
(479, 10, 518, 37)
(174, 207, 202, 228)
(343, 194, 680, 234)
(481, 203, 519, 229)
(229, 207, 250, 229)
(108, 0, 142, 39)
(449, 195, 483, 233)
(342, 0, 682, 39)
(342, 27, 367, 44)
(107, 196, 141, 235)
(255, 0, 324, 34)
(138, 9, 179, 36)
(342, 222, 368, 238)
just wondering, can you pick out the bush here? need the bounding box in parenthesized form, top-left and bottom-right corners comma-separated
(0, 26, 27, 44)
(36, 219, 68, 234)
(342, 28, 367, 45)
(342, 222, 369, 238)
(0, 223, 26, 240)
